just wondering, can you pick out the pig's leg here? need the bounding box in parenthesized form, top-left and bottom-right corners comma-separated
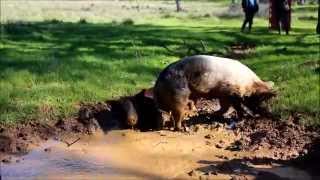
(244, 98, 272, 117)
(171, 97, 189, 131)
(243, 96, 260, 114)
(185, 100, 197, 117)
(217, 96, 245, 120)
(215, 97, 232, 117)
(230, 97, 245, 119)
(155, 109, 166, 130)
(172, 107, 185, 131)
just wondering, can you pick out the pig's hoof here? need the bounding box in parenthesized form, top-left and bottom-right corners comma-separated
(174, 127, 183, 132)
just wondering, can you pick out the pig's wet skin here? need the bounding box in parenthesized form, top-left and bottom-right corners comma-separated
(154, 55, 275, 131)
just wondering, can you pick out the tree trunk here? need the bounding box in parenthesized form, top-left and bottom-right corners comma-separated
(0, 0, 3, 40)
(175, 0, 182, 12)
(317, 0, 320, 34)
(297, 0, 306, 5)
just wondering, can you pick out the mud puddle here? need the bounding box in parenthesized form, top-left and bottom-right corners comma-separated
(1, 97, 319, 179)
(1, 126, 315, 180)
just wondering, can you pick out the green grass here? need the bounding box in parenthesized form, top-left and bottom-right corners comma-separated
(0, 1, 319, 125)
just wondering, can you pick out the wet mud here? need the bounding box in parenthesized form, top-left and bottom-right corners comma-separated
(0, 118, 88, 160)
(1, 94, 320, 179)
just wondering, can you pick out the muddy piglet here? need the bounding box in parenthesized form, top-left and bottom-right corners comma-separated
(119, 98, 138, 129)
(153, 55, 276, 131)
(118, 88, 162, 131)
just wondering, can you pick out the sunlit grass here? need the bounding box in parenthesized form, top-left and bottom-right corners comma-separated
(0, 1, 319, 125)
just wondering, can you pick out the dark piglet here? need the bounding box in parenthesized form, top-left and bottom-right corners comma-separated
(119, 98, 138, 129)
(117, 88, 161, 131)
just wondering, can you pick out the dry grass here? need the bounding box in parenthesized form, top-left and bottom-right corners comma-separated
(1, 0, 228, 23)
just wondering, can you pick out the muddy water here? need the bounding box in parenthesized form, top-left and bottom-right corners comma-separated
(1, 129, 312, 180)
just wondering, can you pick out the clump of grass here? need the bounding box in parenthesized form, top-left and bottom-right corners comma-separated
(3, 21, 32, 35)
(217, 14, 242, 20)
(111, 20, 118, 25)
(121, 18, 134, 26)
(298, 16, 317, 21)
(78, 18, 88, 24)
(308, 0, 317, 4)
(187, 14, 202, 20)
(162, 13, 173, 19)
(203, 13, 211, 18)
(50, 19, 62, 24)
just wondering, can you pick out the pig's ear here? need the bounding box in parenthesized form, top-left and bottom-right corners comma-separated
(144, 88, 154, 99)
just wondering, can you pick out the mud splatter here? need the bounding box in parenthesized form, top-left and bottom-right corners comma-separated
(1, 90, 319, 179)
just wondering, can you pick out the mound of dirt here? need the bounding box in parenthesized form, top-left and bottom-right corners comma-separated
(0, 118, 87, 162)
(235, 117, 319, 159)
(0, 123, 54, 155)
(186, 99, 319, 159)
(183, 100, 320, 178)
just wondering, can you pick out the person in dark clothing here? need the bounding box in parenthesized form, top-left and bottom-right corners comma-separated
(275, 0, 291, 35)
(241, 0, 259, 32)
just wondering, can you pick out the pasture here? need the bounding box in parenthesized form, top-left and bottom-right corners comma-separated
(0, 0, 319, 125)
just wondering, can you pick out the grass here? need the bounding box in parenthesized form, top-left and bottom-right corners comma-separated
(0, 0, 319, 125)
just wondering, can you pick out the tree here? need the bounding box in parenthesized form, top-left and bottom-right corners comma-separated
(175, 0, 182, 12)
(297, 0, 306, 5)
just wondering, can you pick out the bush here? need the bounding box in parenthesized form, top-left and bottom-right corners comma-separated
(78, 18, 87, 24)
(111, 20, 118, 25)
(50, 19, 62, 24)
(203, 13, 211, 18)
(162, 13, 173, 18)
(121, 18, 134, 26)
(3, 21, 32, 35)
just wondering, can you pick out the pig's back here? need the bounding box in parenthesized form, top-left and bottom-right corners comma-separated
(180, 55, 262, 95)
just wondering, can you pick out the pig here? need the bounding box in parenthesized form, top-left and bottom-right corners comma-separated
(117, 88, 162, 131)
(153, 55, 276, 131)
(119, 98, 138, 129)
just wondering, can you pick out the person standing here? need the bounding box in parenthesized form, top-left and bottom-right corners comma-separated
(275, 0, 291, 35)
(241, 0, 259, 33)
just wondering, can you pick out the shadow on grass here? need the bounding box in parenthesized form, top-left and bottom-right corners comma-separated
(1, 21, 318, 77)
(292, 5, 318, 12)
(0, 20, 318, 123)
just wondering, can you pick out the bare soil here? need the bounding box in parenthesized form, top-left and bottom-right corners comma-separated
(1, 92, 320, 179)
(0, 118, 88, 161)
(225, 42, 256, 59)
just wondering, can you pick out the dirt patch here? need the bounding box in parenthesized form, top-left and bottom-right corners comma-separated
(0, 123, 54, 156)
(78, 101, 113, 131)
(298, 60, 320, 74)
(189, 139, 320, 179)
(182, 100, 320, 179)
(235, 117, 319, 158)
(189, 99, 319, 160)
(1, 90, 320, 179)
(225, 42, 256, 59)
(0, 118, 87, 162)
